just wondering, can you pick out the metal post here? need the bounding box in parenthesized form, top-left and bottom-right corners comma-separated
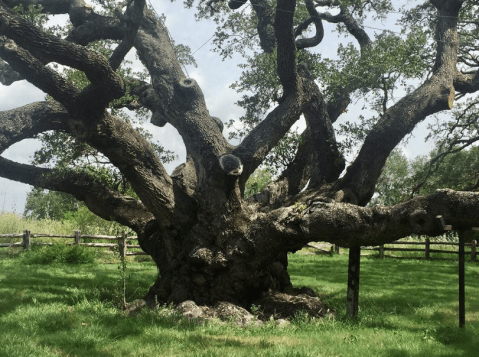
(458, 231, 465, 328)
(346, 246, 361, 317)
(471, 240, 477, 262)
(425, 238, 430, 260)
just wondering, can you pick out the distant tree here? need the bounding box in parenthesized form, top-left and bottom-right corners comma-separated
(23, 187, 80, 220)
(244, 167, 273, 198)
(371, 149, 412, 206)
(411, 145, 479, 195)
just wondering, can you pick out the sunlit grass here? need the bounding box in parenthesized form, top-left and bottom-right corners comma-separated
(0, 250, 478, 356)
(0, 213, 147, 260)
(0, 212, 79, 236)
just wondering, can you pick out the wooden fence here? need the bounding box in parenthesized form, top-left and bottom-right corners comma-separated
(309, 239, 477, 261)
(2, 231, 477, 261)
(363, 238, 477, 261)
(0, 230, 147, 258)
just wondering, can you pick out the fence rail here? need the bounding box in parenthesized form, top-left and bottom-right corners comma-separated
(0, 230, 147, 258)
(2, 231, 477, 261)
(308, 239, 477, 261)
(362, 238, 477, 261)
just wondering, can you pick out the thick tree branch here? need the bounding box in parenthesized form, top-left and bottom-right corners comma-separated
(454, 70, 479, 93)
(0, 58, 22, 84)
(313, 5, 372, 122)
(248, 76, 344, 204)
(339, 0, 463, 205)
(250, 0, 276, 53)
(274, 0, 298, 96)
(235, 1, 306, 180)
(316, 6, 372, 49)
(0, 37, 80, 107)
(66, 16, 124, 46)
(0, 104, 194, 235)
(301, 81, 344, 187)
(0, 156, 154, 231)
(134, 10, 232, 183)
(0, 2, 115, 86)
(0, 101, 69, 153)
(295, 0, 324, 50)
(431, 0, 463, 73)
(251, 189, 479, 261)
(0, 98, 179, 229)
(67, 110, 180, 227)
(235, 93, 305, 180)
(0, 1, 124, 100)
(278, 129, 312, 195)
(108, 0, 145, 71)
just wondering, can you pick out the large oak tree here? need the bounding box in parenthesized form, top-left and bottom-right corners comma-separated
(1, 0, 479, 311)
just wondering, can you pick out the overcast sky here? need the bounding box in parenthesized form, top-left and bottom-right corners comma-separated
(0, 0, 436, 214)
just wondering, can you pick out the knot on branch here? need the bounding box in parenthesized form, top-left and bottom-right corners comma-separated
(69, 119, 87, 139)
(187, 246, 227, 269)
(219, 154, 243, 176)
(69, 4, 93, 27)
(211, 116, 224, 133)
(446, 85, 455, 109)
(409, 209, 430, 233)
(176, 77, 203, 105)
(151, 111, 168, 127)
(2, 39, 15, 51)
(179, 77, 196, 89)
(334, 189, 358, 205)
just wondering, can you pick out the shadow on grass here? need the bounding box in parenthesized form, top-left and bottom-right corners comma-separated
(0, 260, 157, 316)
(0, 259, 161, 357)
(289, 253, 479, 355)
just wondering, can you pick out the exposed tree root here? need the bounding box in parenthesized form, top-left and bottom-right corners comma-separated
(125, 287, 333, 327)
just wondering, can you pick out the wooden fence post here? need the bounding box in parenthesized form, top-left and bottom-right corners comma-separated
(346, 246, 361, 317)
(74, 230, 82, 245)
(425, 238, 430, 260)
(335, 245, 340, 254)
(22, 230, 30, 250)
(379, 245, 384, 258)
(119, 232, 127, 258)
(472, 240, 477, 262)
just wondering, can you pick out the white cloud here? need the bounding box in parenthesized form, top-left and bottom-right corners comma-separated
(0, 81, 46, 111)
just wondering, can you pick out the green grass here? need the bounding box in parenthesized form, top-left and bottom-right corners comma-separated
(0, 212, 79, 236)
(0, 251, 478, 356)
(0, 212, 146, 259)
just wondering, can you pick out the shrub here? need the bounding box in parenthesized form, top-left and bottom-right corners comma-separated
(22, 243, 96, 265)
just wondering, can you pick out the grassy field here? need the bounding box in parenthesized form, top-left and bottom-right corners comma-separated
(0, 247, 478, 356)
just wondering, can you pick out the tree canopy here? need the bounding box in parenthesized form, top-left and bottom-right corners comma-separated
(1, 0, 479, 309)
